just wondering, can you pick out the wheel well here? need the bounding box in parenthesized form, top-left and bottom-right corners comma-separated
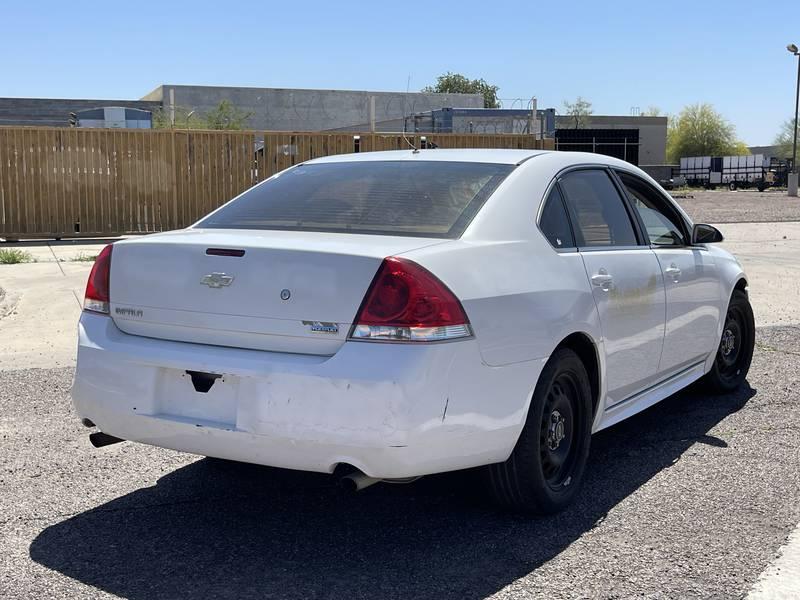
(734, 277, 748, 294)
(556, 333, 601, 418)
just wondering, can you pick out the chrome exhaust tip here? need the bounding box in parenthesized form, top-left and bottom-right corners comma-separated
(339, 471, 382, 492)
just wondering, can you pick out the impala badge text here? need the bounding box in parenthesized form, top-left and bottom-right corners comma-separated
(302, 320, 339, 334)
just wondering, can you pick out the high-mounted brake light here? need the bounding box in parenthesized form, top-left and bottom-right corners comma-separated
(350, 257, 472, 342)
(83, 244, 113, 314)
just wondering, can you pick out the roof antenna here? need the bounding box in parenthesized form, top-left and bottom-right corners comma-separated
(402, 73, 419, 153)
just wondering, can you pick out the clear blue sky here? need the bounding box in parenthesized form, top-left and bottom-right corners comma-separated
(3, 0, 797, 145)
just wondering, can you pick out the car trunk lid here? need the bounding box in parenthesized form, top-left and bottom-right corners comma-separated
(109, 228, 447, 355)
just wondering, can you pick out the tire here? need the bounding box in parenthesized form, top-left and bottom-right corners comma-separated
(729, 181, 737, 191)
(486, 348, 592, 514)
(703, 289, 755, 393)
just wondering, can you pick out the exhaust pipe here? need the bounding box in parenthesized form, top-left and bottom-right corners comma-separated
(89, 431, 125, 448)
(339, 471, 382, 491)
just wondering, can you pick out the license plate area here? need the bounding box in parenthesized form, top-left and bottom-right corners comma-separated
(155, 368, 239, 425)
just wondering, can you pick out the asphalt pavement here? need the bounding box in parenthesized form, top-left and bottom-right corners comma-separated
(1, 324, 798, 599)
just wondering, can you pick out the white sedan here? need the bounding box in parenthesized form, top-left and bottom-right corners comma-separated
(72, 149, 754, 514)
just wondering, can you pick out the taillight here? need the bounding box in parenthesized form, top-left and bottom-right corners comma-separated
(350, 257, 471, 342)
(83, 244, 113, 314)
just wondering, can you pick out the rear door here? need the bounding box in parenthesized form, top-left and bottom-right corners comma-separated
(558, 168, 666, 406)
(614, 170, 722, 374)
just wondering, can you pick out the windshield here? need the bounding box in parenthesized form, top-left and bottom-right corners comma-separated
(196, 160, 514, 238)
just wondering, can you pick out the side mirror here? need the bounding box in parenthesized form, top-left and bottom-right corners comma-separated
(691, 223, 724, 244)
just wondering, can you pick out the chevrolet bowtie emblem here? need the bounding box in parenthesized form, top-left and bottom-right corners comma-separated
(200, 272, 234, 288)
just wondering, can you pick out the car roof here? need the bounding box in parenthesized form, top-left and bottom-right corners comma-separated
(304, 148, 649, 172)
(305, 148, 551, 165)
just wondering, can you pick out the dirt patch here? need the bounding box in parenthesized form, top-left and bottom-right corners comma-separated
(0, 285, 20, 319)
(673, 190, 800, 224)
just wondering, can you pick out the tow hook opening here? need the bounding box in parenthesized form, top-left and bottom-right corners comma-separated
(89, 431, 125, 448)
(186, 370, 222, 393)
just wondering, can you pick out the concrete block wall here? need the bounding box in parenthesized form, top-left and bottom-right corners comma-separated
(142, 85, 484, 131)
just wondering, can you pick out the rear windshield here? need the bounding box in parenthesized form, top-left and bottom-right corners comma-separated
(196, 160, 514, 238)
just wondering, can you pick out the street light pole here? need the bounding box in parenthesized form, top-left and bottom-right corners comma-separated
(788, 43, 800, 197)
(792, 52, 800, 172)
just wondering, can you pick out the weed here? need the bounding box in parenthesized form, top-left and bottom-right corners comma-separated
(71, 252, 98, 262)
(0, 248, 34, 264)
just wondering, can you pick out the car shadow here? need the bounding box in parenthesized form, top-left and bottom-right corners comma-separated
(30, 383, 755, 599)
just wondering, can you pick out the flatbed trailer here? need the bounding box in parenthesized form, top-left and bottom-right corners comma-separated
(680, 155, 789, 191)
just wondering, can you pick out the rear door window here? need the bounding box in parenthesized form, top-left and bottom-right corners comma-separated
(559, 169, 638, 247)
(539, 186, 575, 249)
(197, 161, 514, 238)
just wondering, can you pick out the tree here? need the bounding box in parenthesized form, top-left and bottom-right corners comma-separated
(204, 100, 253, 130)
(563, 97, 593, 129)
(641, 106, 662, 116)
(423, 72, 500, 108)
(152, 105, 205, 129)
(666, 103, 749, 162)
(773, 118, 799, 159)
(152, 100, 253, 130)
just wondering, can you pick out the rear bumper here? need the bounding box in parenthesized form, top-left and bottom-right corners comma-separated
(72, 313, 544, 478)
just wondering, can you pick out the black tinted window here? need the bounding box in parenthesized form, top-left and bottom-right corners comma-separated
(559, 170, 638, 247)
(197, 161, 514, 238)
(540, 186, 575, 248)
(616, 171, 686, 246)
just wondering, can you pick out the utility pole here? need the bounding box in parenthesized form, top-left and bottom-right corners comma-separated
(369, 96, 376, 133)
(788, 43, 800, 196)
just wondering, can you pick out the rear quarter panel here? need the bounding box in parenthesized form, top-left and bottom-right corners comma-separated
(401, 154, 610, 436)
(402, 156, 603, 369)
(406, 240, 600, 368)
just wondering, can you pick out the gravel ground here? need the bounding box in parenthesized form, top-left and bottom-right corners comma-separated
(673, 189, 800, 224)
(1, 326, 798, 599)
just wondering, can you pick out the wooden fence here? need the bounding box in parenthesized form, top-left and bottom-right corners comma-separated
(0, 127, 553, 239)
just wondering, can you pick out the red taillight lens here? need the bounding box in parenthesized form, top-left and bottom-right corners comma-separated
(83, 244, 113, 314)
(350, 257, 471, 342)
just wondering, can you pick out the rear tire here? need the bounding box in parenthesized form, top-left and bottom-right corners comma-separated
(486, 348, 592, 514)
(703, 289, 755, 393)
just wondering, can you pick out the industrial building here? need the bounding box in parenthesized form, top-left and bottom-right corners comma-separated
(0, 97, 159, 128)
(141, 84, 483, 131)
(0, 85, 483, 132)
(399, 109, 667, 164)
(0, 84, 668, 165)
(555, 115, 668, 165)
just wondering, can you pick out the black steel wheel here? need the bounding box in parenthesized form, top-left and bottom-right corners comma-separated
(703, 289, 755, 393)
(486, 348, 592, 514)
(539, 374, 580, 490)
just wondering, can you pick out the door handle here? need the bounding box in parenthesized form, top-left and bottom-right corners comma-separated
(665, 264, 681, 281)
(591, 269, 614, 291)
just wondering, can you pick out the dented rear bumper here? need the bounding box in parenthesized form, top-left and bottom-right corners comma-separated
(72, 312, 542, 478)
